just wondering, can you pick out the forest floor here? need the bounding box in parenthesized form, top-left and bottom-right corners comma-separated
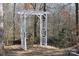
(4, 45, 68, 56)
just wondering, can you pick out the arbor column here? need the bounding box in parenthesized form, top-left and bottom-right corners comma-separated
(20, 14, 27, 50)
(40, 15, 42, 46)
(23, 14, 27, 50)
(20, 14, 23, 48)
(40, 14, 47, 46)
(45, 14, 47, 46)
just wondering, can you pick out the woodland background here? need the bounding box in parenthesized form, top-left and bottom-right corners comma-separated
(0, 3, 79, 48)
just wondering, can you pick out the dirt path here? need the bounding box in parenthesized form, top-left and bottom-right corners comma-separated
(4, 45, 65, 56)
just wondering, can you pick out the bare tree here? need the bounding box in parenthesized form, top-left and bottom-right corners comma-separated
(13, 3, 16, 44)
(3, 3, 14, 45)
(75, 3, 78, 36)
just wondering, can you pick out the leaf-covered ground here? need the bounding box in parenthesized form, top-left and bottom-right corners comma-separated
(4, 45, 66, 56)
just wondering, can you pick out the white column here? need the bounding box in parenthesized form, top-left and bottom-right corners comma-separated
(40, 15, 42, 46)
(45, 14, 47, 46)
(40, 14, 47, 46)
(23, 14, 27, 50)
(20, 13, 27, 50)
(42, 14, 47, 46)
(20, 14, 23, 48)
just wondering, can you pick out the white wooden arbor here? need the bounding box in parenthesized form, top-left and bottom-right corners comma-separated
(18, 10, 49, 50)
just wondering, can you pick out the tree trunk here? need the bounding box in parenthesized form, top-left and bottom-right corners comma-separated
(3, 3, 9, 45)
(43, 3, 46, 12)
(13, 3, 16, 44)
(34, 4, 37, 40)
(75, 3, 78, 36)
